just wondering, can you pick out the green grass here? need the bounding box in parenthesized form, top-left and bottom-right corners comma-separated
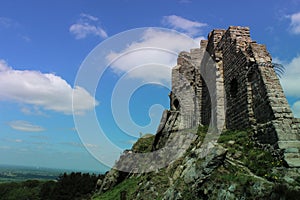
(132, 134, 155, 153)
(196, 125, 208, 143)
(212, 165, 255, 185)
(202, 165, 274, 199)
(92, 176, 140, 200)
(218, 129, 283, 180)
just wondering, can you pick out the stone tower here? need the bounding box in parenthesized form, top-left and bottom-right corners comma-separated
(154, 26, 300, 167)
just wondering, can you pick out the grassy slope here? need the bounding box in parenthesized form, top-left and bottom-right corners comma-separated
(92, 177, 140, 200)
(93, 128, 300, 199)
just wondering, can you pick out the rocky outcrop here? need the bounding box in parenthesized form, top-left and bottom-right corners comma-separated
(94, 128, 300, 199)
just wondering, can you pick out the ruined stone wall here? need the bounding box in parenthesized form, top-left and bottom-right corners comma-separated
(244, 40, 300, 166)
(152, 49, 203, 150)
(218, 26, 299, 167)
(170, 47, 204, 130)
(172, 51, 196, 129)
(190, 48, 203, 127)
(155, 26, 300, 167)
(200, 30, 226, 132)
(221, 27, 253, 130)
(198, 41, 211, 126)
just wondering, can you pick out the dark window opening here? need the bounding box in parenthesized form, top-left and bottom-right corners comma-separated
(230, 78, 238, 98)
(173, 99, 180, 110)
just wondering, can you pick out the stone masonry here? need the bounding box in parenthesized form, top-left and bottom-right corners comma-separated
(154, 26, 300, 167)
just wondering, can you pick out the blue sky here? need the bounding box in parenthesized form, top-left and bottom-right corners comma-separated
(0, 0, 300, 172)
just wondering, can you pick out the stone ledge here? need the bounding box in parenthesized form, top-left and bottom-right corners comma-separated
(278, 141, 300, 149)
(284, 156, 300, 168)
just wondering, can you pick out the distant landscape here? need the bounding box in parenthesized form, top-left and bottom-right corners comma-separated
(0, 165, 63, 183)
(0, 164, 104, 183)
(0, 164, 105, 199)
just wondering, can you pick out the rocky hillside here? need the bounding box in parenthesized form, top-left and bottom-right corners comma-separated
(91, 26, 300, 199)
(92, 126, 300, 199)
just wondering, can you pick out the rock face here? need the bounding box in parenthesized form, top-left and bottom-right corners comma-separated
(154, 26, 300, 167)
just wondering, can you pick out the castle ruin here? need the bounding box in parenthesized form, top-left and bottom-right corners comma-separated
(154, 26, 300, 167)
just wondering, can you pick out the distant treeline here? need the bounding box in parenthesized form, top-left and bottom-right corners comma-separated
(0, 173, 58, 182)
(0, 172, 104, 200)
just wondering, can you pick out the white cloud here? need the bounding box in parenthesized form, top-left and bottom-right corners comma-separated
(0, 60, 98, 115)
(106, 28, 200, 83)
(162, 15, 207, 36)
(289, 12, 300, 34)
(70, 24, 107, 39)
(292, 101, 300, 118)
(280, 56, 300, 97)
(0, 59, 10, 71)
(8, 121, 45, 132)
(279, 56, 300, 118)
(69, 13, 107, 39)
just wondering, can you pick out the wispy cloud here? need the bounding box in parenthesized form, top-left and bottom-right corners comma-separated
(178, 0, 192, 3)
(29, 135, 49, 140)
(0, 60, 98, 115)
(69, 13, 107, 39)
(4, 138, 24, 143)
(15, 139, 23, 143)
(79, 13, 98, 21)
(288, 12, 300, 34)
(61, 142, 98, 148)
(8, 120, 45, 132)
(20, 35, 31, 42)
(0, 18, 31, 43)
(0, 17, 18, 29)
(120, 140, 137, 145)
(21, 106, 47, 116)
(162, 15, 207, 36)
